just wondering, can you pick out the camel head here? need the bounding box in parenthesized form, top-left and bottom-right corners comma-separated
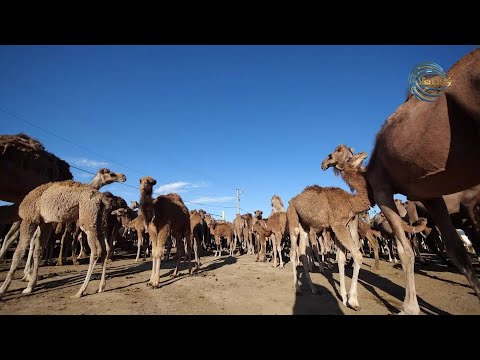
(129, 201, 139, 210)
(94, 168, 127, 186)
(321, 145, 356, 172)
(254, 210, 263, 219)
(139, 176, 157, 195)
(111, 208, 128, 217)
(271, 195, 284, 210)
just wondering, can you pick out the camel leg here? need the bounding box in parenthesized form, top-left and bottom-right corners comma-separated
(78, 233, 87, 259)
(0, 221, 21, 261)
(271, 234, 278, 267)
(335, 241, 348, 306)
(135, 231, 143, 263)
(376, 193, 419, 315)
(150, 226, 169, 288)
(183, 233, 193, 275)
(366, 232, 380, 270)
(297, 226, 317, 294)
(56, 226, 69, 266)
(346, 218, 363, 310)
(71, 232, 81, 265)
(98, 233, 113, 293)
(387, 238, 397, 263)
(193, 237, 199, 270)
(22, 223, 52, 294)
(172, 233, 187, 277)
(309, 231, 324, 273)
(423, 198, 480, 300)
(0, 220, 38, 299)
(22, 228, 39, 282)
(276, 234, 284, 268)
(71, 228, 101, 299)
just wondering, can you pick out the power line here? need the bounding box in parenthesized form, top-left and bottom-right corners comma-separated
(0, 106, 144, 176)
(2, 106, 239, 208)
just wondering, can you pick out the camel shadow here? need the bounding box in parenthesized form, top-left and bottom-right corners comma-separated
(356, 267, 451, 315)
(195, 256, 238, 274)
(292, 269, 344, 315)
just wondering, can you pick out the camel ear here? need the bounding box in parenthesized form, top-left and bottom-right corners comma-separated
(99, 168, 108, 174)
(349, 147, 354, 154)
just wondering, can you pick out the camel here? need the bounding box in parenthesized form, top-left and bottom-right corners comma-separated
(287, 152, 370, 309)
(252, 222, 272, 262)
(208, 221, 235, 257)
(362, 48, 480, 314)
(139, 176, 192, 288)
(269, 195, 286, 216)
(241, 213, 254, 255)
(233, 214, 247, 254)
(265, 207, 287, 268)
(0, 180, 114, 299)
(0, 133, 72, 260)
(357, 213, 380, 270)
(291, 149, 426, 311)
(189, 209, 205, 270)
(55, 168, 127, 266)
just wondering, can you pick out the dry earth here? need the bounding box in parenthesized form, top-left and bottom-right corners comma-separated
(0, 251, 479, 315)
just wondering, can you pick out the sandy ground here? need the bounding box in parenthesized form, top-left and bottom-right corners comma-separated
(0, 250, 479, 315)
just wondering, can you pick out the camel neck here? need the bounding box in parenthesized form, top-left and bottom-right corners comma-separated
(340, 167, 372, 213)
(90, 175, 103, 190)
(140, 190, 154, 223)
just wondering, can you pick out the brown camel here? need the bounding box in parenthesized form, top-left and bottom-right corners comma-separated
(189, 209, 205, 270)
(0, 133, 72, 260)
(357, 214, 381, 270)
(233, 213, 248, 254)
(0, 180, 113, 299)
(241, 213, 254, 255)
(292, 149, 426, 311)
(265, 210, 287, 268)
(139, 176, 192, 288)
(208, 221, 235, 257)
(288, 152, 370, 309)
(361, 48, 480, 314)
(252, 221, 272, 262)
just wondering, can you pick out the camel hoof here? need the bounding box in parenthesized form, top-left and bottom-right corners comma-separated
(348, 300, 361, 311)
(21, 287, 33, 295)
(70, 292, 83, 299)
(142, 258, 146, 262)
(56, 262, 63, 266)
(73, 261, 80, 266)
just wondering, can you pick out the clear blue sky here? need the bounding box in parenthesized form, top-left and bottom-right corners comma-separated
(0, 45, 477, 221)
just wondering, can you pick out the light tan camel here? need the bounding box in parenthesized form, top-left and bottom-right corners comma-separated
(139, 176, 192, 288)
(269, 194, 286, 216)
(0, 180, 113, 299)
(55, 168, 126, 266)
(361, 48, 480, 314)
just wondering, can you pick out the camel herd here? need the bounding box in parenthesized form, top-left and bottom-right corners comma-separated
(1, 48, 480, 315)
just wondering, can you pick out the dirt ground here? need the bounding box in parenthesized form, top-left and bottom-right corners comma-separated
(0, 250, 479, 315)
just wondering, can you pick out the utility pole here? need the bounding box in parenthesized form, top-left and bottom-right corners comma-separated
(236, 188, 243, 215)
